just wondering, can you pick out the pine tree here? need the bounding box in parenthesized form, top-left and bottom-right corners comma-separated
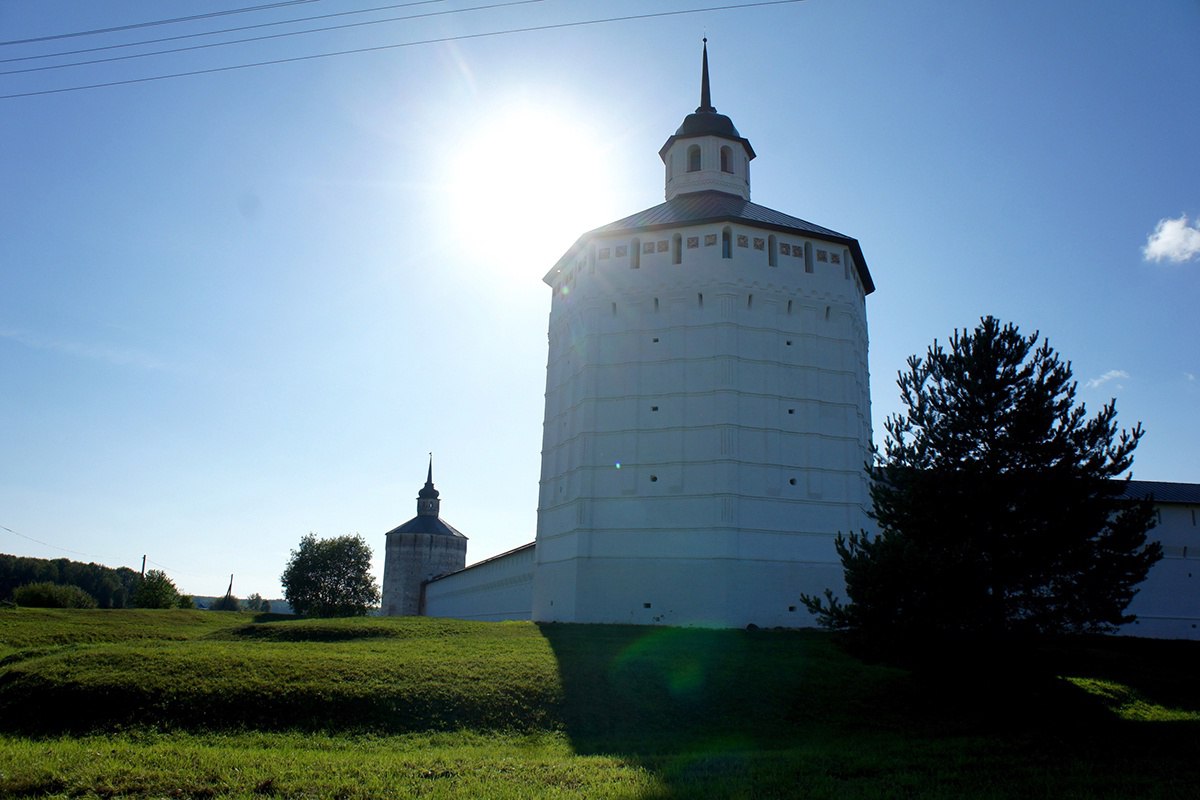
(802, 317, 1161, 654)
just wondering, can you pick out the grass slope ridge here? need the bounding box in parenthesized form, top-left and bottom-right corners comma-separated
(2, 609, 1200, 798)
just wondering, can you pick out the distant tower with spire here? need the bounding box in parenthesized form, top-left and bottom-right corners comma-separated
(530, 40, 876, 626)
(381, 457, 468, 616)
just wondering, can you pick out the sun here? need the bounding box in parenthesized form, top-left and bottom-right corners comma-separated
(443, 100, 618, 275)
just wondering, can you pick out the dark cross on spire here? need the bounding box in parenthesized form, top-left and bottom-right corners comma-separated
(697, 37, 716, 113)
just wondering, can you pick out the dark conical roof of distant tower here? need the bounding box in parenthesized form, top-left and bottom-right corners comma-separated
(661, 39, 755, 159)
(385, 458, 467, 539)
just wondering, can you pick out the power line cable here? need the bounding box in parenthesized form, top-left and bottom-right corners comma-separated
(0, 0, 446, 65)
(1, 523, 122, 563)
(0, 0, 322, 46)
(0, 0, 805, 100)
(1, 0, 538, 76)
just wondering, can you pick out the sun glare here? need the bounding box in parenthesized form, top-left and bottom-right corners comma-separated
(443, 102, 618, 276)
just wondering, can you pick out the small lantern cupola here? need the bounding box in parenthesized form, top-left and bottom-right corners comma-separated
(659, 39, 756, 202)
(416, 455, 440, 517)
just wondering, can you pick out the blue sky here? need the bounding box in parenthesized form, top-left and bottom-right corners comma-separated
(2, 0, 1197, 599)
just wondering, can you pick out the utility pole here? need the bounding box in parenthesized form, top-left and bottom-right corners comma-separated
(141, 555, 146, 577)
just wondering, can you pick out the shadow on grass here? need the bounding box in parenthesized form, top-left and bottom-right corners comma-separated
(537, 624, 1200, 798)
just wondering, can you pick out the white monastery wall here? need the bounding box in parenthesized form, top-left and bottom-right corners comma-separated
(423, 543, 535, 621)
(1122, 501, 1200, 639)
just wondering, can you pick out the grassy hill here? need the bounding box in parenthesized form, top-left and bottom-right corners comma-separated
(1, 608, 1199, 798)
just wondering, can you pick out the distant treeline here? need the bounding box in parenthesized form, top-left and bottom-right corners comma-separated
(0, 554, 141, 608)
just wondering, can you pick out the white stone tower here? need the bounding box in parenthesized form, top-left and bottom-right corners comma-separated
(381, 458, 468, 616)
(531, 41, 876, 627)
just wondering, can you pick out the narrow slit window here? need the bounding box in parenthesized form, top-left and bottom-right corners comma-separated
(630, 238, 641, 269)
(722, 227, 732, 259)
(672, 233, 682, 265)
(768, 234, 778, 267)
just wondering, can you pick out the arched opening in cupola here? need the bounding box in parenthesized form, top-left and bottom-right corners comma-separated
(720, 145, 732, 173)
(687, 145, 701, 172)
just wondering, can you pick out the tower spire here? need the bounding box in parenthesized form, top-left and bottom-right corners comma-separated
(697, 37, 715, 113)
(417, 453, 440, 517)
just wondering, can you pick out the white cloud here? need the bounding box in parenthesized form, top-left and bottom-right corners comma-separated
(1143, 214, 1200, 263)
(1086, 369, 1130, 390)
(0, 327, 166, 371)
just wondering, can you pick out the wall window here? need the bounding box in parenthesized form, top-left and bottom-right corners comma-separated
(721, 227, 732, 259)
(672, 233, 682, 265)
(687, 144, 701, 172)
(631, 237, 640, 269)
(720, 145, 732, 173)
(768, 234, 778, 267)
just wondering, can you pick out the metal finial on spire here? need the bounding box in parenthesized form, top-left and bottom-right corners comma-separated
(697, 37, 715, 113)
(426, 452, 433, 485)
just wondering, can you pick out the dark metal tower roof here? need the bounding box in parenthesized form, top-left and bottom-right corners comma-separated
(659, 39, 755, 162)
(568, 190, 874, 294)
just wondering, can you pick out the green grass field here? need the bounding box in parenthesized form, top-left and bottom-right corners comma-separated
(1, 608, 1198, 798)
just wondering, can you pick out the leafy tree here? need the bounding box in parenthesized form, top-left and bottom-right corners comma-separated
(177, 594, 196, 609)
(281, 533, 380, 617)
(133, 569, 182, 609)
(13, 582, 97, 608)
(802, 317, 1161, 654)
(243, 592, 271, 612)
(0, 555, 140, 607)
(209, 593, 240, 611)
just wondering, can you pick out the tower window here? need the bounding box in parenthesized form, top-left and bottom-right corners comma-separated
(720, 145, 732, 173)
(687, 144, 701, 172)
(672, 234, 682, 265)
(650, 475, 658, 482)
(804, 242, 814, 274)
(721, 227, 732, 259)
(654, 297, 659, 312)
(747, 294, 753, 309)
(698, 293, 704, 309)
(768, 235, 778, 267)
(631, 237, 640, 269)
